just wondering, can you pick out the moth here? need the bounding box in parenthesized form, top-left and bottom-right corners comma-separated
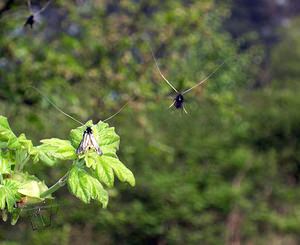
(76, 126, 103, 155)
(150, 48, 226, 114)
(31, 86, 128, 156)
(24, 0, 52, 28)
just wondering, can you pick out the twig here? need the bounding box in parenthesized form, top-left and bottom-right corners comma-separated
(40, 171, 70, 199)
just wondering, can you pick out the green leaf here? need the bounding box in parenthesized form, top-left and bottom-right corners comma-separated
(67, 164, 108, 207)
(85, 151, 99, 169)
(0, 116, 16, 148)
(16, 134, 35, 155)
(8, 172, 51, 204)
(0, 179, 20, 212)
(0, 117, 36, 160)
(101, 156, 135, 187)
(11, 208, 21, 225)
(0, 154, 12, 175)
(37, 138, 76, 165)
(93, 121, 120, 152)
(2, 209, 8, 222)
(95, 157, 115, 187)
(18, 180, 49, 200)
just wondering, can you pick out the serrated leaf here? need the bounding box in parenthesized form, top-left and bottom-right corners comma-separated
(0, 179, 21, 212)
(85, 151, 99, 169)
(95, 157, 115, 187)
(0, 116, 17, 148)
(101, 156, 135, 187)
(0, 154, 12, 174)
(37, 138, 76, 165)
(17, 134, 35, 155)
(68, 165, 108, 207)
(93, 121, 120, 151)
(7, 136, 20, 149)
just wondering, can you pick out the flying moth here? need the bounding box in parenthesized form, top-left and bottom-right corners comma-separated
(150, 47, 226, 114)
(24, 0, 52, 28)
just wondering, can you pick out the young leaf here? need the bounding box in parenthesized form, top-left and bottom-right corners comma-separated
(0, 116, 17, 148)
(68, 164, 108, 207)
(93, 121, 120, 152)
(101, 156, 135, 187)
(84, 151, 99, 169)
(95, 157, 115, 187)
(2, 209, 8, 222)
(17, 134, 36, 155)
(0, 179, 20, 212)
(37, 138, 77, 165)
(11, 208, 21, 225)
(0, 154, 12, 175)
(18, 180, 50, 200)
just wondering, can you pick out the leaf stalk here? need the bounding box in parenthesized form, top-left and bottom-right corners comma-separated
(40, 171, 70, 199)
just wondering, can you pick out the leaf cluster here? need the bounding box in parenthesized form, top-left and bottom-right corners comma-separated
(0, 116, 135, 225)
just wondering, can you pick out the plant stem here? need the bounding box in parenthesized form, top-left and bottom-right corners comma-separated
(40, 171, 70, 199)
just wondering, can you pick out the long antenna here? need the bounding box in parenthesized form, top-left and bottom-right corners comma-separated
(149, 45, 178, 93)
(182, 61, 226, 95)
(30, 86, 84, 126)
(36, 0, 52, 15)
(27, 0, 32, 11)
(103, 102, 129, 122)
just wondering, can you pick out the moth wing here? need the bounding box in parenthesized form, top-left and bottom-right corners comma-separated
(89, 133, 103, 155)
(76, 132, 88, 155)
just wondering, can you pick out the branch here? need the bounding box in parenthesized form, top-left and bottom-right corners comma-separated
(40, 171, 70, 199)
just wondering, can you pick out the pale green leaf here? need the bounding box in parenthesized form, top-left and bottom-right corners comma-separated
(10, 172, 51, 202)
(0, 179, 20, 212)
(84, 151, 99, 169)
(16, 134, 35, 155)
(0, 116, 16, 148)
(95, 157, 115, 187)
(101, 156, 135, 187)
(37, 138, 76, 165)
(68, 165, 108, 207)
(18, 180, 49, 199)
(93, 121, 120, 151)
(0, 154, 12, 175)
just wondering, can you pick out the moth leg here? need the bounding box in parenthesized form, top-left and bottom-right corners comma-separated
(183, 104, 188, 114)
(168, 101, 175, 109)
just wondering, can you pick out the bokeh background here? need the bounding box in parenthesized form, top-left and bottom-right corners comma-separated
(1, 0, 300, 244)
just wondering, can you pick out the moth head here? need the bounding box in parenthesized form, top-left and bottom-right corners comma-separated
(175, 94, 184, 102)
(85, 126, 93, 134)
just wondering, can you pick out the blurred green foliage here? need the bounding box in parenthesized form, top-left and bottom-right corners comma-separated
(0, 0, 300, 244)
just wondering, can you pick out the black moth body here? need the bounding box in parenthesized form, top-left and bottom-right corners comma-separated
(174, 93, 184, 109)
(24, 15, 35, 28)
(76, 126, 103, 155)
